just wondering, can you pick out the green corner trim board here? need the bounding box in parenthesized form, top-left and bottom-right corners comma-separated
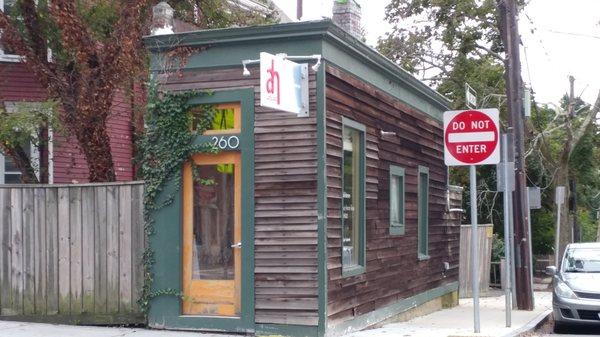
(144, 19, 450, 121)
(315, 62, 329, 337)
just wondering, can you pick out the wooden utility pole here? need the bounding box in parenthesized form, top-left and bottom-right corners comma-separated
(568, 76, 580, 243)
(497, 0, 534, 310)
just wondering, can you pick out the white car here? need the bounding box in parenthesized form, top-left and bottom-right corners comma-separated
(546, 242, 600, 332)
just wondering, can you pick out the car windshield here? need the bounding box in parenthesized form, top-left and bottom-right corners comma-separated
(562, 248, 600, 273)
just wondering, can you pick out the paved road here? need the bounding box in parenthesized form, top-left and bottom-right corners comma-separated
(531, 318, 600, 336)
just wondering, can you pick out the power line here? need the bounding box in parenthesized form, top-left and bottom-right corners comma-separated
(544, 29, 600, 40)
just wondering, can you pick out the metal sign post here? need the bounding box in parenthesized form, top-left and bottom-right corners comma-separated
(499, 134, 512, 327)
(527, 187, 541, 308)
(444, 108, 500, 334)
(469, 165, 480, 332)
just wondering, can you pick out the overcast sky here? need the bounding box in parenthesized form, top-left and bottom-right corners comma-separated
(272, 0, 600, 106)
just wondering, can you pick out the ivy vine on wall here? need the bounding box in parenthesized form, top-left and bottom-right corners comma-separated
(135, 84, 218, 313)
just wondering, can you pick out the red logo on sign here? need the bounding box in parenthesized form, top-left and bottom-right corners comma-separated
(444, 110, 498, 164)
(266, 59, 280, 105)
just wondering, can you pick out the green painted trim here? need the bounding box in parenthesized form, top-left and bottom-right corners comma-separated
(144, 20, 449, 121)
(326, 282, 459, 337)
(417, 165, 430, 260)
(316, 59, 328, 337)
(144, 20, 334, 51)
(341, 116, 366, 132)
(340, 117, 366, 278)
(389, 165, 405, 236)
(341, 265, 365, 278)
(148, 88, 255, 332)
(255, 323, 319, 337)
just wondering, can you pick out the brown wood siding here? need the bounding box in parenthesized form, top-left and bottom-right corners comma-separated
(159, 68, 319, 326)
(325, 66, 460, 326)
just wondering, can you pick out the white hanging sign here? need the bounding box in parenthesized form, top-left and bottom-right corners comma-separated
(260, 52, 308, 117)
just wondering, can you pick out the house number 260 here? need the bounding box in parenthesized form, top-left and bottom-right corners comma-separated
(211, 136, 240, 149)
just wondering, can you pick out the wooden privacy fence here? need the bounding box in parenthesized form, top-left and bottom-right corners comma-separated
(0, 181, 145, 324)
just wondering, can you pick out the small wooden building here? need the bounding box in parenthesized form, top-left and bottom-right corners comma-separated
(145, 20, 462, 337)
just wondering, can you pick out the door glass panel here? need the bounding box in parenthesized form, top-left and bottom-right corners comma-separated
(192, 163, 235, 280)
(190, 104, 240, 134)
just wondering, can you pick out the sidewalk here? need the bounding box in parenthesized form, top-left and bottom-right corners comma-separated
(346, 292, 552, 337)
(0, 320, 235, 337)
(0, 292, 551, 337)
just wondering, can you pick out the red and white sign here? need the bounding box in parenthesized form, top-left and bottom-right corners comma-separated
(444, 109, 500, 166)
(260, 52, 308, 117)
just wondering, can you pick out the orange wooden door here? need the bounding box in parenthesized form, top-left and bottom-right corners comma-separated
(182, 151, 241, 316)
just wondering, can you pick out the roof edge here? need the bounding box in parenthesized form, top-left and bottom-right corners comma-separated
(143, 20, 451, 112)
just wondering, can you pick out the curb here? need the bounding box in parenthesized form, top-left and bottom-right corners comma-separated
(500, 309, 552, 337)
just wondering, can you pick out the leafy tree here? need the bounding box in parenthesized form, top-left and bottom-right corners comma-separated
(378, 0, 506, 85)
(170, 0, 278, 28)
(528, 86, 600, 255)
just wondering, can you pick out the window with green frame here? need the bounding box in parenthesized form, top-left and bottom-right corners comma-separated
(341, 117, 366, 276)
(417, 166, 429, 259)
(389, 165, 405, 235)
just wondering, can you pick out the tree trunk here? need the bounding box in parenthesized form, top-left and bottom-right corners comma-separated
(74, 119, 116, 182)
(37, 126, 49, 183)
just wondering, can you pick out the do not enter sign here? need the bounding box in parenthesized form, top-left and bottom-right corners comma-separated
(444, 109, 500, 166)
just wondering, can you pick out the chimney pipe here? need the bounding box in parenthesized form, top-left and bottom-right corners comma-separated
(297, 0, 303, 20)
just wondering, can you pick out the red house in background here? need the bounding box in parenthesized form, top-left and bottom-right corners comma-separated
(0, 59, 138, 184)
(0, 1, 138, 184)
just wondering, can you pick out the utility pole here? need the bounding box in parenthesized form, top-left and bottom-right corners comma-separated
(497, 0, 534, 310)
(568, 76, 580, 243)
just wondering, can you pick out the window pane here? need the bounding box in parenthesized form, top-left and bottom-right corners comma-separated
(191, 105, 237, 132)
(5, 173, 21, 184)
(390, 175, 399, 223)
(3, 145, 29, 172)
(192, 163, 235, 280)
(4, 156, 20, 172)
(390, 174, 404, 226)
(342, 126, 361, 267)
(398, 176, 404, 223)
(4, 0, 17, 13)
(1, 0, 17, 54)
(418, 171, 429, 255)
